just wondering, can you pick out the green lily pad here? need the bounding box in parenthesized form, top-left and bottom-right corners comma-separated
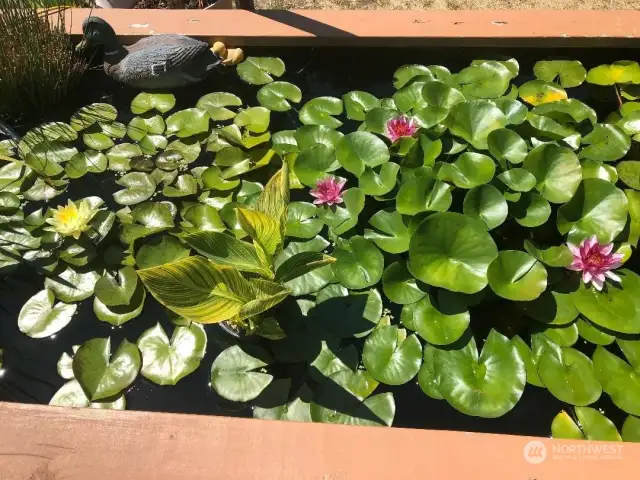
(537, 344, 601, 405)
(83, 132, 114, 150)
(571, 269, 640, 334)
(421, 81, 465, 109)
(312, 288, 382, 339)
(523, 143, 582, 203)
(162, 174, 198, 198)
(253, 380, 313, 422)
(165, 108, 210, 138)
(534, 60, 587, 88)
(73, 337, 140, 401)
(286, 202, 323, 239)
(293, 144, 340, 187)
(65, 151, 108, 178)
(93, 284, 146, 326)
(417, 345, 444, 399)
(409, 211, 498, 294)
(44, 267, 100, 302)
(593, 343, 640, 416)
(492, 98, 527, 125)
(70, 103, 118, 131)
(362, 325, 422, 385)
(210, 345, 272, 402)
(196, 92, 242, 120)
(332, 236, 384, 290)
(576, 318, 615, 345)
(113, 172, 156, 206)
(127, 115, 165, 142)
(273, 236, 334, 296)
(393, 81, 428, 113)
(322, 187, 365, 235)
(94, 266, 138, 307)
(586, 61, 640, 86)
(401, 293, 470, 346)
(497, 169, 536, 192)
(511, 336, 544, 387)
(437, 152, 495, 189)
(526, 113, 580, 148)
(509, 192, 551, 227)
(295, 125, 344, 150)
(522, 290, 578, 326)
(50, 380, 125, 409)
(557, 178, 628, 244)
(0, 247, 20, 275)
(519, 80, 568, 106)
(364, 107, 399, 135)
(552, 408, 621, 441)
(343, 91, 380, 121)
(432, 330, 525, 418)
(137, 323, 206, 386)
(257, 81, 302, 112)
(271, 130, 299, 155)
(299, 97, 343, 129)
(106, 143, 143, 172)
(581, 124, 630, 162)
(18, 289, 76, 338)
(309, 340, 358, 383)
(166, 138, 201, 163)
(363, 209, 410, 254)
(445, 100, 507, 150)
(617, 161, 640, 190)
(462, 185, 508, 230)
(310, 369, 395, 426)
(359, 162, 400, 196)
(487, 250, 547, 301)
(396, 168, 452, 215)
(237, 57, 285, 85)
(336, 132, 389, 177)
(456, 61, 512, 99)
(622, 416, 640, 442)
(234, 107, 270, 134)
(393, 64, 434, 88)
(487, 128, 527, 166)
(131, 93, 175, 115)
(532, 323, 579, 347)
(135, 235, 190, 270)
(382, 261, 427, 305)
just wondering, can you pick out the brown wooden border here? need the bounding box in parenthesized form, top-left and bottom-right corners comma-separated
(0, 401, 637, 479)
(61, 9, 640, 47)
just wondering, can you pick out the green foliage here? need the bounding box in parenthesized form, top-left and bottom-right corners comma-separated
(0, 0, 87, 123)
(8, 53, 640, 433)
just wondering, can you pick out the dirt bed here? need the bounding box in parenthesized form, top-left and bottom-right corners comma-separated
(254, 0, 637, 9)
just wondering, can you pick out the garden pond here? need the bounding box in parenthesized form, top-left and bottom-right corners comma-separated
(1, 46, 640, 440)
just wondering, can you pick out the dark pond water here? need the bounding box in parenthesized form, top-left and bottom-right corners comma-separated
(1, 46, 637, 436)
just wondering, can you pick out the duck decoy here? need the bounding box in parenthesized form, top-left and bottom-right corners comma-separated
(77, 16, 244, 90)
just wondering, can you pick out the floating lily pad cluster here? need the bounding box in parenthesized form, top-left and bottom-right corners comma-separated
(2, 55, 640, 438)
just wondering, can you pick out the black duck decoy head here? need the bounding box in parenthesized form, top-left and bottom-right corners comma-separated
(76, 16, 119, 52)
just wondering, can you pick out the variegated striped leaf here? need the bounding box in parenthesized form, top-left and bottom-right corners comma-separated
(254, 162, 290, 232)
(181, 231, 273, 278)
(274, 252, 336, 283)
(239, 278, 291, 320)
(236, 207, 282, 256)
(137, 256, 254, 324)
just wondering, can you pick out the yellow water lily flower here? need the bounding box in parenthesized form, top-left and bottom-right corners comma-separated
(46, 199, 99, 240)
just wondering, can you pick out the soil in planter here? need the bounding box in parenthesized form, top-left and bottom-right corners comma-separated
(1, 46, 636, 437)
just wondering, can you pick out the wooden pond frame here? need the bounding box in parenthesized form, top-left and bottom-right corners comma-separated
(3, 8, 640, 479)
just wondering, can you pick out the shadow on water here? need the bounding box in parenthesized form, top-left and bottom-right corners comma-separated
(1, 45, 637, 436)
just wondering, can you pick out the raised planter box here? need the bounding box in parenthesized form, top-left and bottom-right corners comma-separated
(3, 9, 640, 479)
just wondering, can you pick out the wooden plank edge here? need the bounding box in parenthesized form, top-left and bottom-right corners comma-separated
(0, 401, 637, 479)
(54, 9, 640, 47)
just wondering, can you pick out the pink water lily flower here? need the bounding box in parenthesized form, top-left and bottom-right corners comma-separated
(310, 176, 346, 206)
(385, 115, 419, 143)
(566, 235, 624, 291)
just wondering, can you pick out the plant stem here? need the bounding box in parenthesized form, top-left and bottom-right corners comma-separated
(614, 84, 623, 109)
